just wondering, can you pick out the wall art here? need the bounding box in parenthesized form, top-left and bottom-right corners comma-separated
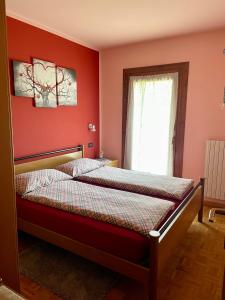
(13, 58, 77, 108)
(13, 61, 34, 97)
(57, 67, 77, 106)
(33, 58, 57, 108)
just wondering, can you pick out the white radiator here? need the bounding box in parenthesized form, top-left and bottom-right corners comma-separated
(204, 140, 225, 200)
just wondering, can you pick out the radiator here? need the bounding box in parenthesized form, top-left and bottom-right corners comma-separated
(204, 140, 225, 200)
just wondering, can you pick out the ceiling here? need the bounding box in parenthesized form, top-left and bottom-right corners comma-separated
(6, 0, 225, 50)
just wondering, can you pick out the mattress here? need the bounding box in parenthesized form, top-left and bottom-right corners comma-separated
(21, 180, 175, 238)
(17, 194, 149, 262)
(16, 188, 177, 263)
(78, 166, 194, 201)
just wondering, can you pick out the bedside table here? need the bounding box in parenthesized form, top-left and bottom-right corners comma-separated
(106, 159, 118, 167)
(95, 158, 118, 167)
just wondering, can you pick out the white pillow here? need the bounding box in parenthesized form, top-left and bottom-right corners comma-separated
(16, 169, 72, 195)
(56, 158, 102, 177)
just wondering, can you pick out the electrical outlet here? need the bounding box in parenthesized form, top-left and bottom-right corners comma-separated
(88, 143, 94, 148)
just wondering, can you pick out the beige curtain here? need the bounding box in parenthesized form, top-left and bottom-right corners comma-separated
(124, 72, 178, 176)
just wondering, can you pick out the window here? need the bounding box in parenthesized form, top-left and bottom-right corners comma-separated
(122, 62, 189, 177)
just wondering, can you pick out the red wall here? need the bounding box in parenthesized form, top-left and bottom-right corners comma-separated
(7, 17, 99, 158)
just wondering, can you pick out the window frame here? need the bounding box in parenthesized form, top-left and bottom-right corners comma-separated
(122, 62, 189, 177)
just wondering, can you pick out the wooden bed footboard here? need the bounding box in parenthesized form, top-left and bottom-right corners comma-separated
(148, 178, 205, 300)
(17, 179, 205, 300)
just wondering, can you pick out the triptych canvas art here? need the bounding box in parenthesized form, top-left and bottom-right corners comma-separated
(13, 58, 77, 107)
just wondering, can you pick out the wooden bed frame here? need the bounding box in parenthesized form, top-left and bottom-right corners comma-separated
(14, 145, 205, 300)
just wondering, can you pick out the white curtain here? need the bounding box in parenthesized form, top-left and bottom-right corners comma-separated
(124, 72, 178, 176)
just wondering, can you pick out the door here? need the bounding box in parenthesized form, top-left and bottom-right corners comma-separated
(0, 0, 20, 291)
(122, 62, 189, 177)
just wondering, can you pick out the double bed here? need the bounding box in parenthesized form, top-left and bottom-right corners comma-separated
(15, 145, 204, 300)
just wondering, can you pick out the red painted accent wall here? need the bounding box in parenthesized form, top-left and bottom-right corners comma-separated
(7, 17, 99, 158)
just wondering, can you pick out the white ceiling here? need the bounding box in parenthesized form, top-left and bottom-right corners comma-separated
(6, 0, 225, 50)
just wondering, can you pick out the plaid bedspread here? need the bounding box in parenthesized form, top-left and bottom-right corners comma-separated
(23, 180, 174, 238)
(78, 167, 194, 201)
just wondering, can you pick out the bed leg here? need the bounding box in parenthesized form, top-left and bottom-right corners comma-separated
(148, 230, 160, 300)
(198, 178, 205, 223)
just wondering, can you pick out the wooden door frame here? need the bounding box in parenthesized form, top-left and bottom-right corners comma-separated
(122, 62, 189, 177)
(0, 0, 20, 291)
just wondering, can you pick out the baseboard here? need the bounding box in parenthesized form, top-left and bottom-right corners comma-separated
(204, 198, 225, 208)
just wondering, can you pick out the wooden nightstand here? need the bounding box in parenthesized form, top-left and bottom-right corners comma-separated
(106, 159, 118, 167)
(95, 158, 118, 167)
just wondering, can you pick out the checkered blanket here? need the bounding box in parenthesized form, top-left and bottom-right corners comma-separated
(23, 180, 174, 238)
(78, 167, 194, 201)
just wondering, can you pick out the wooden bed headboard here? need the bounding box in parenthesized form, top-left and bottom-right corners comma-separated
(14, 145, 84, 175)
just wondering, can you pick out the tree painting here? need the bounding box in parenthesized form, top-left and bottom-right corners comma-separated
(57, 67, 77, 106)
(13, 58, 77, 108)
(33, 58, 57, 108)
(13, 61, 34, 97)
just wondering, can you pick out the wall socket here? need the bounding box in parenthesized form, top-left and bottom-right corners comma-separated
(88, 142, 94, 148)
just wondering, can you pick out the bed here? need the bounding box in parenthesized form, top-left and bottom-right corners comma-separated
(15, 145, 205, 300)
(56, 160, 194, 201)
(16, 179, 175, 263)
